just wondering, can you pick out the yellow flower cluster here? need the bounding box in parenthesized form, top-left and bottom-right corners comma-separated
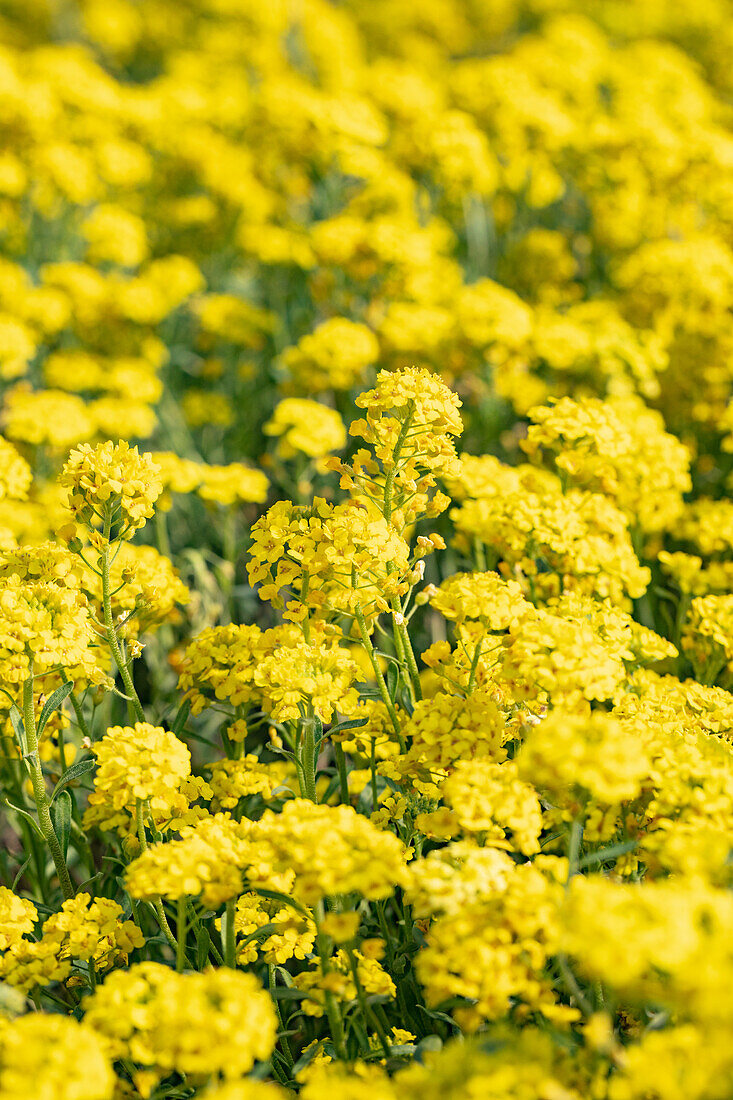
(416, 860, 567, 1029)
(294, 949, 395, 1019)
(248, 498, 413, 623)
(0, 542, 98, 685)
(265, 399, 347, 460)
(441, 760, 542, 855)
(280, 319, 379, 394)
(0, 1014, 114, 1100)
(523, 395, 691, 533)
(562, 876, 733, 1024)
(682, 595, 733, 682)
(0, 887, 36, 950)
(517, 711, 652, 808)
(178, 623, 270, 714)
(40, 892, 143, 968)
(83, 542, 190, 637)
(83, 962, 277, 1085)
(125, 814, 251, 908)
(85, 722, 192, 833)
(334, 367, 463, 528)
(232, 893, 315, 965)
(451, 461, 650, 606)
(250, 799, 408, 906)
(0, 437, 31, 502)
(5, 1, 733, 1097)
(0, 889, 142, 993)
(60, 440, 162, 540)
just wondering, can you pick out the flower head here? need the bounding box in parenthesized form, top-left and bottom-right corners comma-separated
(61, 440, 162, 540)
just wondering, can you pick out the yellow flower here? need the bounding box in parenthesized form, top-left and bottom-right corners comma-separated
(321, 912, 361, 943)
(2, 386, 95, 448)
(125, 814, 251, 908)
(0, 1014, 114, 1100)
(247, 498, 412, 624)
(0, 437, 31, 501)
(61, 440, 162, 540)
(83, 963, 277, 1083)
(85, 722, 191, 828)
(517, 710, 652, 807)
(249, 798, 408, 906)
(0, 886, 37, 950)
(265, 398, 347, 459)
(196, 462, 269, 506)
(281, 318, 378, 393)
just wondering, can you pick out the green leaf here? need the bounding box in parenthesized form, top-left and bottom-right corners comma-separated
(109, 685, 134, 702)
(250, 887, 308, 916)
(51, 791, 72, 859)
(2, 799, 42, 839)
(312, 714, 324, 748)
(11, 853, 33, 891)
(50, 757, 95, 803)
(578, 839, 638, 869)
(172, 698, 191, 737)
(386, 662, 399, 701)
(9, 706, 26, 756)
(274, 965, 294, 987)
(195, 924, 211, 970)
(416, 1003, 461, 1028)
(269, 986, 308, 1001)
(327, 717, 368, 735)
(37, 682, 74, 739)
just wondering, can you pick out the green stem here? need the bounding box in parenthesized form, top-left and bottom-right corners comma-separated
(224, 898, 236, 968)
(134, 799, 177, 953)
(268, 963, 295, 1069)
(354, 605, 405, 751)
(566, 819, 584, 883)
(347, 948, 391, 1058)
(176, 897, 187, 972)
(154, 508, 172, 560)
(393, 600, 422, 701)
(557, 953, 593, 1016)
(383, 406, 414, 524)
(22, 670, 75, 900)
(466, 641, 483, 695)
(101, 541, 145, 724)
(299, 716, 318, 802)
(314, 904, 348, 1061)
(186, 900, 224, 966)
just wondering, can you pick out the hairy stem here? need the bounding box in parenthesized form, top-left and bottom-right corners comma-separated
(135, 799, 177, 952)
(101, 541, 145, 724)
(354, 605, 405, 751)
(22, 669, 75, 900)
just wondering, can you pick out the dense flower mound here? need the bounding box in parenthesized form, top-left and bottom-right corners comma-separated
(3, 2, 733, 1099)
